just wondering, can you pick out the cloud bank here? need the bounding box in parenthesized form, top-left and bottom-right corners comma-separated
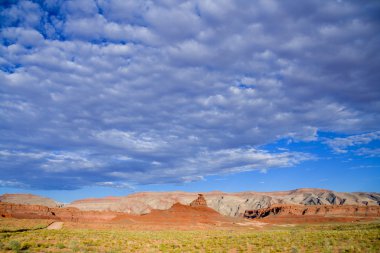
(0, 0, 379, 189)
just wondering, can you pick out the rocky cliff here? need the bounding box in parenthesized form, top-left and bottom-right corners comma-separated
(244, 204, 380, 219)
(67, 189, 380, 217)
(0, 202, 121, 222)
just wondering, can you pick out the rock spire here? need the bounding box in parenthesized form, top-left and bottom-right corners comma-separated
(189, 194, 207, 207)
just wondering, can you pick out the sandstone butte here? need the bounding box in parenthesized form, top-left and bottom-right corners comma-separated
(189, 194, 207, 207)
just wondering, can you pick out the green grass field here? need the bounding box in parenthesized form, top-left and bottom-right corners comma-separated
(0, 221, 379, 252)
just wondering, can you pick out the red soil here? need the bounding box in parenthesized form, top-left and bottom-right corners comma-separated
(137, 203, 225, 223)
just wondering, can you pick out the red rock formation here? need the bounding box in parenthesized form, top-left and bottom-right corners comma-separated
(116, 202, 232, 227)
(189, 194, 207, 207)
(244, 204, 380, 219)
(0, 203, 123, 222)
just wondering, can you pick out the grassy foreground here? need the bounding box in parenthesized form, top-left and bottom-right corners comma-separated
(0, 221, 379, 252)
(0, 218, 54, 233)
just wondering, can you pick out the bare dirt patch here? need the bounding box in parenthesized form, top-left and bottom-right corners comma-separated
(47, 222, 63, 230)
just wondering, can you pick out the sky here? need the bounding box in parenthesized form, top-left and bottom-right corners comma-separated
(0, 0, 379, 203)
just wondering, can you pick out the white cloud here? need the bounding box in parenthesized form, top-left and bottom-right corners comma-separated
(0, 150, 102, 173)
(94, 130, 168, 153)
(325, 131, 380, 153)
(181, 175, 205, 183)
(0, 180, 27, 188)
(198, 148, 312, 174)
(356, 148, 380, 158)
(41, 152, 102, 173)
(96, 181, 134, 189)
(1, 27, 44, 47)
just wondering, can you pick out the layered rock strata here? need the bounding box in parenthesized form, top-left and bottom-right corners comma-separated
(244, 204, 380, 219)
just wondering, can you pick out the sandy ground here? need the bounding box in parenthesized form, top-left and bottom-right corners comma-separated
(47, 222, 64, 230)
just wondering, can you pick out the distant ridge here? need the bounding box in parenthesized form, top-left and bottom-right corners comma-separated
(2, 188, 378, 217)
(0, 193, 58, 208)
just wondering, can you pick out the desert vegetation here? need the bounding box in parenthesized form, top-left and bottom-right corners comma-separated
(0, 220, 379, 252)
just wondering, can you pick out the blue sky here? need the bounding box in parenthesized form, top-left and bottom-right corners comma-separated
(0, 0, 379, 203)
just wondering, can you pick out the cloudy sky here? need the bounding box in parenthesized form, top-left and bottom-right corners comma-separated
(1, 0, 379, 202)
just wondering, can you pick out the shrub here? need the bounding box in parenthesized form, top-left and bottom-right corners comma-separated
(9, 240, 21, 252)
(57, 243, 66, 249)
(20, 242, 31, 250)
